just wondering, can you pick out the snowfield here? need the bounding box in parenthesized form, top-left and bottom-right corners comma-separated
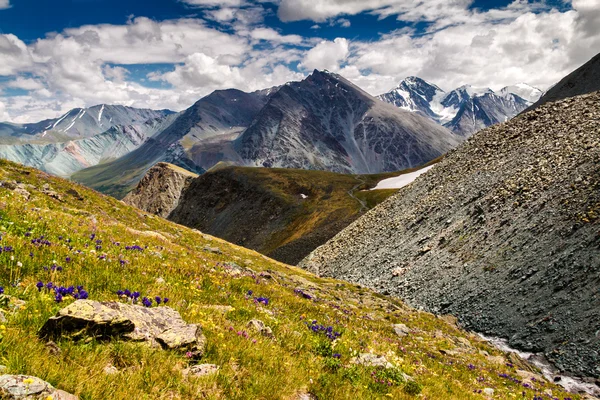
(371, 165, 434, 190)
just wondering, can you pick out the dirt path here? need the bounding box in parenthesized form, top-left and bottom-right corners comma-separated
(348, 176, 368, 213)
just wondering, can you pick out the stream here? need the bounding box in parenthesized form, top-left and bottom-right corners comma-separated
(479, 334, 600, 397)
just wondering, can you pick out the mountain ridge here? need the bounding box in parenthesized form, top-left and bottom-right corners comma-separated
(378, 77, 541, 136)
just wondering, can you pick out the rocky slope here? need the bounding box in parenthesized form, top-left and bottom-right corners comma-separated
(378, 77, 541, 136)
(122, 162, 198, 218)
(526, 52, 600, 112)
(300, 91, 600, 379)
(0, 159, 582, 399)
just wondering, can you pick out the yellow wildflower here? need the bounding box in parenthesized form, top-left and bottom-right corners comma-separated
(23, 378, 34, 385)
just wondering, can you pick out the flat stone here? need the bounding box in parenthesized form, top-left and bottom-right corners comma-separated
(182, 364, 219, 378)
(483, 388, 494, 396)
(0, 374, 78, 399)
(351, 353, 394, 369)
(392, 323, 411, 337)
(39, 300, 205, 357)
(203, 246, 222, 255)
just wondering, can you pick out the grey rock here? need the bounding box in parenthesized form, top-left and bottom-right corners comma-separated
(247, 319, 274, 338)
(203, 246, 222, 255)
(103, 365, 119, 375)
(392, 323, 411, 337)
(122, 163, 198, 218)
(39, 300, 206, 357)
(0, 374, 78, 399)
(351, 353, 394, 369)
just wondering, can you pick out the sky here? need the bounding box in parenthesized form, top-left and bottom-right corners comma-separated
(0, 0, 599, 123)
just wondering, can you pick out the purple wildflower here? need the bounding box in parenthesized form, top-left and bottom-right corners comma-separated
(142, 297, 152, 307)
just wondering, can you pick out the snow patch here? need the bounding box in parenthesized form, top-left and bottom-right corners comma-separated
(300, 194, 308, 199)
(370, 165, 434, 190)
(98, 104, 105, 123)
(52, 112, 70, 129)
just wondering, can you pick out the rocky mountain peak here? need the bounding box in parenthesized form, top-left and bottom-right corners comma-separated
(122, 162, 198, 218)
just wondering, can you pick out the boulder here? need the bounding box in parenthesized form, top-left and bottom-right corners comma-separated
(0, 375, 77, 399)
(39, 300, 205, 356)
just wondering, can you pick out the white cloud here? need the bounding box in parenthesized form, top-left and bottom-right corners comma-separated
(301, 38, 349, 71)
(246, 27, 304, 44)
(277, 0, 475, 22)
(0, 0, 10, 10)
(0, 34, 33, 76)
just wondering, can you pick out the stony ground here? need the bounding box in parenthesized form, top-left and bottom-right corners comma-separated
(301, 91, 600, 379)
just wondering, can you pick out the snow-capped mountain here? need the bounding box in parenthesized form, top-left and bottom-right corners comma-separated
(0, 105, 175, 177)
(378, 78, 542, 136)
(0, 105, 172, 144)
(499, 83, 542, 103)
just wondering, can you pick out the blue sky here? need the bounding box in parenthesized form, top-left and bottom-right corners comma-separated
(0, 0, 597, 122)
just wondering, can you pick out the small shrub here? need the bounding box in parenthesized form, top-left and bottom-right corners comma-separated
(403, 380, 423, 396)
(313, 339, 333, 357)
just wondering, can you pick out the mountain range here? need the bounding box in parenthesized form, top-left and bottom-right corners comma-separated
(72, 70, 460, 197)
(377, 77, 542, 136)
(0, 71, 538, 198)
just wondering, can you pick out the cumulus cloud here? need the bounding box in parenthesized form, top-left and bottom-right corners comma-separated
(0, 34, 33, 75)
(301, 38, 349, 71)
(277, 0, 475, 23)
(0, 0, 10, 10)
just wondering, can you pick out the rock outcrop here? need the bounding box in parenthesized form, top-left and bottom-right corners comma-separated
(122, 162, 198, 218)
(39, 300, 206, 356)
(0, 375, 77, 399)
(300, 92, 600, 378)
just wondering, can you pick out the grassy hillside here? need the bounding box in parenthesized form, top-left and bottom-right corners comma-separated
(0, 159, 580, 399)
(169, 166, 404, 265)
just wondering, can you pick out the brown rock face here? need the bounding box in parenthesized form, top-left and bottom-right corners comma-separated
(122, 163, 198, 218)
